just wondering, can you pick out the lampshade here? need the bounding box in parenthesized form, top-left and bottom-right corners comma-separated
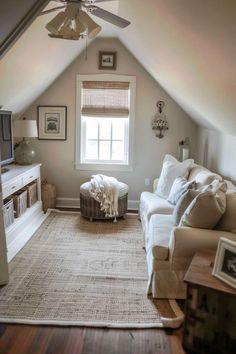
(46, 8, 85, 40)
(77, 10, 101, 39)
(14, 120, 38, 138)
(45, 11, 66, 35)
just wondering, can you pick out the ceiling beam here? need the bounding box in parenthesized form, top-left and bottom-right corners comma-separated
(0, 0, 50, 60)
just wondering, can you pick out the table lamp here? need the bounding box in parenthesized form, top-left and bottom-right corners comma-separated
(14, 118, 38, 165)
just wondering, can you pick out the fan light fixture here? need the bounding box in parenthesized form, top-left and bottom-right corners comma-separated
(46, 4, 101, 40)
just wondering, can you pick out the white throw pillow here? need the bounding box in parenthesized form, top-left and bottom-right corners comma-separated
(155, 154, 194, 199)
(167, 177, 196, 205)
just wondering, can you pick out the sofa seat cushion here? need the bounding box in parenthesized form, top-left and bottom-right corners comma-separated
(140, 192, 174, 217)
(146, 214, 174, 261)
(139, 192, 174, 233)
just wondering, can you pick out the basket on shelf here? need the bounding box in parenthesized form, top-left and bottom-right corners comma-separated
(3, 198, 14, 228)
(12, 189, 28, 218)
(22, 182, 38, 208)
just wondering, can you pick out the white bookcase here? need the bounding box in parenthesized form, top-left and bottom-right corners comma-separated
(1, 163, 47, 262)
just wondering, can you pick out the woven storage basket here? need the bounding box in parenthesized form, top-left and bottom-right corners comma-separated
(41, 183, 56, 213)
(80, 193, 128, 221)
(12, 189, 27, 218)
(22, 182, 37, 208)
(3, 198, 14, 228)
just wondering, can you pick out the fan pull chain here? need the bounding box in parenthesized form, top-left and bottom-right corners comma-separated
(85, 32, 88, 60)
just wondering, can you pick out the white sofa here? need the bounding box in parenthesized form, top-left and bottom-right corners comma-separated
(140, 163, 236, 299)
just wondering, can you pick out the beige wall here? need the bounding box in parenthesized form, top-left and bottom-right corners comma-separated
(197, 127, 236, 183)
(23, 38, 197, 204)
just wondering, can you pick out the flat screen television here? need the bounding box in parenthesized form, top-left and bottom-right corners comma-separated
(0, 110, 14, 168)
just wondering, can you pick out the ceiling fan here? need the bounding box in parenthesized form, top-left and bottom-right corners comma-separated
(40, 0, 131, 40)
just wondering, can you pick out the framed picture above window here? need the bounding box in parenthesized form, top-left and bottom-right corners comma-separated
(37, 106, 67, 140)
(99, 51, 117, 70)
(212, 237, 236, 289)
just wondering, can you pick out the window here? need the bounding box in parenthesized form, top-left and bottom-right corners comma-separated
(76, 75, 136, 171)
(81, 117, 129, 164)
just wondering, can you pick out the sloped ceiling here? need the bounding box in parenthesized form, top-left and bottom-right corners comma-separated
(0, 0, 236, 134)
(0, 0, 119, 115)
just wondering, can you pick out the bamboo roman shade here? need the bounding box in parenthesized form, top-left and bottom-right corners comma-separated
(82, 81, 130, 117)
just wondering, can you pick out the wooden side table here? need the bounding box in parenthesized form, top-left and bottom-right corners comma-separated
(183, 251, 236, 354)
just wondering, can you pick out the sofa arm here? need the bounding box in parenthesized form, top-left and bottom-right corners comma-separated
(153, 178, 159, 193)
(169, 226, 236, 271)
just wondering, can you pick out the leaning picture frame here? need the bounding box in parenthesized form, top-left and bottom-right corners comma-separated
(212, 237, 236, 289)
(99, 51, 117, 70)
(37, 106, 67, 140)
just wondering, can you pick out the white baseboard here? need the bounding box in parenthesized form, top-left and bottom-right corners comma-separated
(56, 197, 139, 211)
(127, 200, 139, 210)
(56, 198, 80, 208)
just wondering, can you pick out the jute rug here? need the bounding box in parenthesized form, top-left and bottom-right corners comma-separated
(0, 211, 184, 328)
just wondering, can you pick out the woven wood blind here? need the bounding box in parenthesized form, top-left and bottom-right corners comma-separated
(82, 81, 130, 117)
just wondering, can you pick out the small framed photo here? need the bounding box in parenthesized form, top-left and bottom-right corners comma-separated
(37, 106, 67, 140)
(212, 237, 236, 289)
(99, 51, 117, 70)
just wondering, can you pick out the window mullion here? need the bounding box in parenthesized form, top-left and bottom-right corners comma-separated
(110, 121, 113, 160)
(98, 120, 100, 160)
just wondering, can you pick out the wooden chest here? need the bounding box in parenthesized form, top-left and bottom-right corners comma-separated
(183, 251, 236, 354)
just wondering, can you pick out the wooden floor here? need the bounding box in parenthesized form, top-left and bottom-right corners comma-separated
(0, 324, 186, 354)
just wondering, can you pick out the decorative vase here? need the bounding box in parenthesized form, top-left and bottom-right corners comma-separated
(14, 140, 35, 165)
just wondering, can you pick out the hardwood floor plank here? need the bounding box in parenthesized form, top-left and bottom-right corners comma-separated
(0, 325, 185, 354)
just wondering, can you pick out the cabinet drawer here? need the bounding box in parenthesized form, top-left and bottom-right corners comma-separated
(3, 178, 23, 199)
(22, 168, 39, 185)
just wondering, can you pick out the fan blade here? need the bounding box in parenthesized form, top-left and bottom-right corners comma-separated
(85, 0, 118, 3)
(53, 0, 118, 3)
(85, 5, 130, 28)
(39, 6, 66, 16)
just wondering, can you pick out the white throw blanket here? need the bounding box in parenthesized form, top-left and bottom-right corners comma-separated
(89, 174, 119, 220)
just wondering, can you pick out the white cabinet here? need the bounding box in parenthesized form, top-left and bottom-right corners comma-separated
(1, 163, 46, 262)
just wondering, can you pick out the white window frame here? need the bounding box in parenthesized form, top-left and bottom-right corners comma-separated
(75, 74, 136, 171)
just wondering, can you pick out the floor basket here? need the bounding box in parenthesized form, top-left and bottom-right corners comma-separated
(80, 193, 128, 221)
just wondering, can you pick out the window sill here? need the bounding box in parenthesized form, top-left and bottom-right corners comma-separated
(75, 162, 133, 172)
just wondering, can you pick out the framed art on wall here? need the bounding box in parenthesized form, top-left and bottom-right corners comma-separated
(37, 106, 67, 140)
(99, 51, 117, 70)
(212, 237, 236, 289)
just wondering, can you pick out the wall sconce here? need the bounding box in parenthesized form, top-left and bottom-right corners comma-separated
(152, 100, 168, 138)
(179, 137, 191, 161)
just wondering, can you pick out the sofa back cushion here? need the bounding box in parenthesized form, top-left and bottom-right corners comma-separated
(179, 181, 227, 229)
(216, 181, 236, 233)
(155, 154, 194, 199)
(188, 164, 222, 186)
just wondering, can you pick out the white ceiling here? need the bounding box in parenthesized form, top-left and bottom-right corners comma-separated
(1, 0, 236, 134)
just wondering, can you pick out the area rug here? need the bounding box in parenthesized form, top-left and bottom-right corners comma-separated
(0, 211, 184, 328)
